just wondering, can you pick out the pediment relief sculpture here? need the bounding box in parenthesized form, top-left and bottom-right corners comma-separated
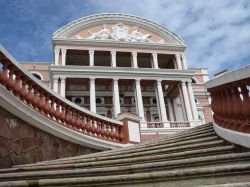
(76, 23, 160, 43)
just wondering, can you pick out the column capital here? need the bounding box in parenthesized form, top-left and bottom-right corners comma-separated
(181, 80, 187, 85)
(152, 53, 158, 58)
(54, 48, 60, 54)
(132, 51, 137, 57)
(89, 77, 95, 83)
(53, 77, 59, 82)
(187, 79, 192, 85)
(61, 48, 67, 54)
(53, 75, 59, 79)
(60, 76, 66, 82)
(89, 49, 95, 55)
(175, 54, 181, 58)
(135, 79, 141, 85)
(113, 78, 119, 83)
(111, 50, 116, 55)
(156, 79, 162, 84)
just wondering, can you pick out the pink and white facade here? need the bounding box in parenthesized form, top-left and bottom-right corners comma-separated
(21, 14, 212, 140)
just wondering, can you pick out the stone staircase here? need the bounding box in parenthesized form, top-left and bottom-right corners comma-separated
(0, 123, 250, 187)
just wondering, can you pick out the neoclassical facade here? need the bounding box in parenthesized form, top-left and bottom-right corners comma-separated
(22, 14, 212, 139)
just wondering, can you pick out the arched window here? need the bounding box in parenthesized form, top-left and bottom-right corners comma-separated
(32, 73, 42, 80)
(191, 78, 197, 84)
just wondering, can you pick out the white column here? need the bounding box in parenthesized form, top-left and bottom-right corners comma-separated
(54, 48, 60, 66)
(181, 54, 188, 69)
(152, 53, 159, 69)
(89, 78, 96, 113)
(60, 77, 66, 97)
(181, 80, 193, 121)
(134, 79, 145, 123)
(89, 49, 94, 66)
(113, 78, 121, 117)
(111, 50, 116, 67)
(167, 98, 174, 122)
(187, 80, 199, 120)
(61, 48, 67, 66)
(175, 54, 182, 70)
(155, 80, 169, 127)
(53, 77, 58, 93)
(132, 52, 138, 68)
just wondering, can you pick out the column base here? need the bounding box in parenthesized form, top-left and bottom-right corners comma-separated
(189, 120, 203, 127)
(140, 120, 147, 128)
(163, 121, 170, 128)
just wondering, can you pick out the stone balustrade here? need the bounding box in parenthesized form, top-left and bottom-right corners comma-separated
(205, 65, 250, 134)
(0, 46, 129, 144)
(170, 122, 190, 128)
(147, 122, 190, 128)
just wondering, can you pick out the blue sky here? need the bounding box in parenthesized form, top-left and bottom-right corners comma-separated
(0, 0, 250, 76)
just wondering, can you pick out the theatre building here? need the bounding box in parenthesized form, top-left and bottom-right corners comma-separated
(21, 14, 212, 140)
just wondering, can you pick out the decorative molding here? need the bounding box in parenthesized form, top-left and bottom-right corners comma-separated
(53, 38, 186, 52)
(86, 23, 152, 43)
(53, 13, 186, 46)
(50, 66, 194, 81)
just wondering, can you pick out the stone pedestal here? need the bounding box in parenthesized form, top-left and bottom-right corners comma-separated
(116, 112, 142, 144)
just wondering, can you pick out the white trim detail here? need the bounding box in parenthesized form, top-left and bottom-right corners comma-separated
(205, 65, 250, 89)
(213, 122, 250, 148)
(128, 121, 140, 143)
(53, 13, 186, 46)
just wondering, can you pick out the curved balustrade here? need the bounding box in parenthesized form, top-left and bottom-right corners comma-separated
(206, 65, 250, 134)
(0, 45, 126, 144)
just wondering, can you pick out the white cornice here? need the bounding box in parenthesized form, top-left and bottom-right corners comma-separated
(53, 38, 186, 51)
(49, 65, 194, 81)
(52, 13, 186, 47)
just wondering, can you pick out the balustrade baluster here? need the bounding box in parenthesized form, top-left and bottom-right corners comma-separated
(6, 65, 15, 91)
(76, 112, 81, 131)
(49, 97, 56, 119)
(81, 115, 86, 132)
(106, 123, 111, 140)
(85, 116, 91, 134)
(60, 104, 66, 124)
(241, 84, 250, 122)
(70, 110, 76, 129)
(19, 76, 27, 101)
(0, 63, 8, 86)
(44, 94, 51, 116)
(55, 102, 61, 122)
(13, 71, 21, 96)
(101, 122, 107, 140)
(38, 90, 45, 114)
(26, 82, 34, 106)
(91, 117, 96, 135)
(65, 107, 72, 127)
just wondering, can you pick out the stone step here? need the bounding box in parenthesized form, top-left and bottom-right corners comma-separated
(27, 135, 220, 167)
(1, 163, 250, 187)
(1, 152, 249, 182)
(3, 145, 235, 173)
(198, 182, 250, 187)
(33, 128, 216, 166)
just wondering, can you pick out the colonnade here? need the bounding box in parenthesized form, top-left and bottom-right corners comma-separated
(54, 48, 187, 70)
(52, 76, 199, 126)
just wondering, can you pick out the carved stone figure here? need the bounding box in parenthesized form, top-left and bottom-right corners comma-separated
(112, 23, 129, 41)
(87, 25, 111, 40)
(86, 23, 153, 43)
(131, 27, 152, 42)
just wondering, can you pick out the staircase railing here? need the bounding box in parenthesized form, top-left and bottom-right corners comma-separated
(0, 45, 127, 144)
(205, 65, 250, 147)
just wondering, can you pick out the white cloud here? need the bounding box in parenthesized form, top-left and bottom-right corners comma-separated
(89, 0, 250, 76)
